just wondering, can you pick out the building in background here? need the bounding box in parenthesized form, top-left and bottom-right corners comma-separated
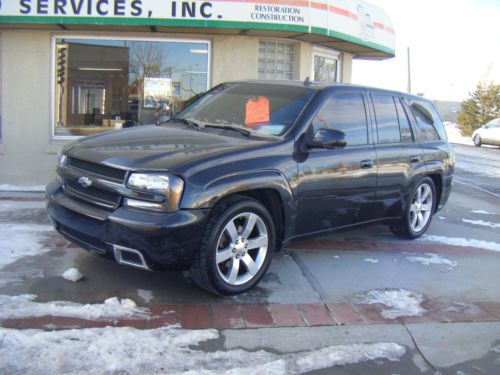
(0, 0, 394, 184)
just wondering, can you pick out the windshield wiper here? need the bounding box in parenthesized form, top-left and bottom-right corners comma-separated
(177, 118, 204, 130)
(204, 124, 252, 137)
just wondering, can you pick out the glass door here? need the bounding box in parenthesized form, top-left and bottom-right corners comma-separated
(312, 47, 341, 82)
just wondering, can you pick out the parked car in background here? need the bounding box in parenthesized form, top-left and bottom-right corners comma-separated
(472, 118, 500, 147)
(46, 81, 454, 295)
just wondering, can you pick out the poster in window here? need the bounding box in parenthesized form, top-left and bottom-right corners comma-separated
(143, 78, 171, 109)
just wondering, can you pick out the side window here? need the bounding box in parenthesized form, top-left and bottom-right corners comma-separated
(410, 100, 447, 141)
(395, 98, 413, 142)
(372, 94, 400, 144)
(312, 93, 368, 146)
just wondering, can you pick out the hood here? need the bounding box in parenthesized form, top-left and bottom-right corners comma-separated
(64, 125, 261, 172)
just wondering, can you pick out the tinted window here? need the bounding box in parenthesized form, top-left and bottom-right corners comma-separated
(372, 94, 400, 144)
(410, 100, 447, 141)
(395, 98, 413, 142)
(312, 93, 368, 146)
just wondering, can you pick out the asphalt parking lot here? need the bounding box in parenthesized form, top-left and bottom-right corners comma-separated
(1, 144, 499, 374)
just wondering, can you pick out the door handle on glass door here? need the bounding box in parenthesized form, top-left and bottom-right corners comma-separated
(360, 159, 374, 169)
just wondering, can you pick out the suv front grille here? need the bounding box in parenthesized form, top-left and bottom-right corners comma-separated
(64, 179, 121, 209)
(67, 157, 127, 183)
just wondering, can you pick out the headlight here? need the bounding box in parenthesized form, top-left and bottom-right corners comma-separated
(57, 151, 67, 168)
(126, 173, 184, 212)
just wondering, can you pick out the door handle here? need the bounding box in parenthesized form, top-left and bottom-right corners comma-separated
(410, 155, 420, 163)
(360, 159, 374, 169)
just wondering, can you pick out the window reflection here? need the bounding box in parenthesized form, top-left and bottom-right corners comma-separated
(54, 38, 209, 136)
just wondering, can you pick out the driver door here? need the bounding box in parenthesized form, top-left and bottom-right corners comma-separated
(295, 90, 378, 236)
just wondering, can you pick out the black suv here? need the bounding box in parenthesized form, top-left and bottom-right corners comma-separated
(46, 81, 454, 295)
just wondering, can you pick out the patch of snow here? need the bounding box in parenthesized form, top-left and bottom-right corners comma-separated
(137, 289, 154, 303)
(421, 235, 500, 252)
(406, 253, 457, 268)
(0, 294, 149, 320)
(62, 268, 83, 282)
(0, 184, 46, 192)
(471, 210, 495, 215)
(490, 344, 500, 353)
(361, 289, 426, 319)
(445, 124, 473, 146)
(462, 218, 500, 229)
(0, 200, 46, 212)
(333, 255, 340, 259)
(0, 224, 54, 269)
(295, 342, 405, 373)
(364, 258, 379, 264)
(0, 326, 406, 374)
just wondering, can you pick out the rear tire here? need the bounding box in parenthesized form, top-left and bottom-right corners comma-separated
(190, 195, 275, 296)
(474, 135, 482, 147)
(389, 177, 436, 240)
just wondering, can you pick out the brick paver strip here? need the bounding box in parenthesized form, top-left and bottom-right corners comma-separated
(354, 303, 394, 324)
(241, 304, 274, 327)
(477, 302, 500, 319)
(211, 304, 245, 329)
(297, 303, 337, 326)
(326, 303, 365, 325)
(269, 304, 306, 327)
(180, 305, 211, 329)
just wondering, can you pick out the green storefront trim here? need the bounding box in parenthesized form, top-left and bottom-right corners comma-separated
(0, 15, 394, 55)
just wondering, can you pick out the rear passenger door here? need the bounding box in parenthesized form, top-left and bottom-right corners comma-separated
(369, 93, 425, 218)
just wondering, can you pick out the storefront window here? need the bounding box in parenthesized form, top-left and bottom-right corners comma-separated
(53, 37, 209, 137)
(258, 41, 294, 81)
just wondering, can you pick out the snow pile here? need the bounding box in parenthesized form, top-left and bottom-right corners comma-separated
(361, 289, 426, 319)
(363, 258, 379, 264)
(444, 123, 473, 146)
(0, 294, 150, 320)
(0, 200, 46, 212)
(462, 218, 500, 229)
(62, 268, 83, 282)
(422, 235, 500, 252)
(472, 209, 495, 215)
(406, 253, 457, 268)
(0, 326, 406, 374)
(0, 224, 54, 269)
(0, 184, 46, 192)
(295, 342, 405, 373)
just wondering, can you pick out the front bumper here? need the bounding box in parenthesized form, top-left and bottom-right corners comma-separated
(46, 180, 209, 271)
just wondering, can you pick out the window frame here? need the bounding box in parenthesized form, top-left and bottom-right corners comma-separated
(311, 91, 370, 148)
(407, 98, 445, 143)
(50, 33, 211, 140)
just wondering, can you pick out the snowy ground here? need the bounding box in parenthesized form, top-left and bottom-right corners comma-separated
(0, 326, 406, 374)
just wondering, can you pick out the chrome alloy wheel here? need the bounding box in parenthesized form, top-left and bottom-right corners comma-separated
(409, 183, 433, 232)
(215, 212, 269, 286)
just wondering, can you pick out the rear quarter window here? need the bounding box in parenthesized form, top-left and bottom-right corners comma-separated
(410, 99, 447, 141)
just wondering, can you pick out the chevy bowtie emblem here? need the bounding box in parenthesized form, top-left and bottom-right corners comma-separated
(77, 176, 93, 188)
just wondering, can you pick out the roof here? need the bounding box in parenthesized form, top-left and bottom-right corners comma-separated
(229, 80, 426, 101)
(0, 0, 395, 59)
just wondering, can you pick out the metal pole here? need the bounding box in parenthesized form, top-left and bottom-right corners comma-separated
(407, 47, 412, 94)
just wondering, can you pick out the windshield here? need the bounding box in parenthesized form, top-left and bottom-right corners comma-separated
(175, 83, 315, 136)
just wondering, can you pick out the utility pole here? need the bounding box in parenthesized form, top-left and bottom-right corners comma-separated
(407, 47, 412, 94)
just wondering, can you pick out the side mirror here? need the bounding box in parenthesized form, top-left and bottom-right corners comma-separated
(307, 128, 347, 149)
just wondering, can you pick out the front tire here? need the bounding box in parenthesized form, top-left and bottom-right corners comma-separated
(389, 177, 436, 239)
(474, 135, 482, 147)
(190, 195, 275, 295)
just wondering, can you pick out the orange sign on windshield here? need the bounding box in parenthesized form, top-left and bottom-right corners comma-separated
(245, 96, 270, 127)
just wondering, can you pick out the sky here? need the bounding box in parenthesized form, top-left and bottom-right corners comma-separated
(352, 0, 500, 102)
